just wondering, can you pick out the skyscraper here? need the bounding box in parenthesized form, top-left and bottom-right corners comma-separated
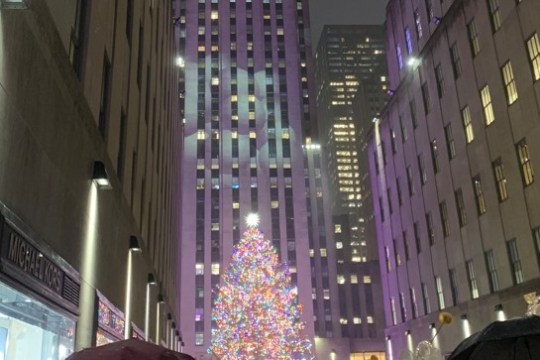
(370, 0, 540, 356)
(314, 25, 388, 357)
(178, 1, 318, 357)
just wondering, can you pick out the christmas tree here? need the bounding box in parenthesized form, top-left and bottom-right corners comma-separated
(209, 214, 314, 359)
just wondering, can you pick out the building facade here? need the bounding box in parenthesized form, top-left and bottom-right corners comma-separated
(370, 0, 540, 356)
(0, 0, 182, 357)
(314, 25, 388, 358)
(178, 0, 324, 358)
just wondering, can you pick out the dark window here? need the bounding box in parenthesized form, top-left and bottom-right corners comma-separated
(421, 82, 431, 114)
(467, 20, 480, 56)
(117, 110, 127, 180)
(99, 54, 112, 138)
(450, 43, 462, 79)
(439, 201, 450, 237)
(507, 239, 524, 284)
(418, 154, 427, 185)
(449, 269, 459, 305)
(426, 212, 435, 245)
(455, 189, 467, 227)
(445, 125, 456, 160)
(472, 176, 487, 215)
(435, 64, 445, 98)
(485, 250, 500, 292)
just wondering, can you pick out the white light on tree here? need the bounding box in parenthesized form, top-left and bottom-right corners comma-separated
(246, 213, 260, 228)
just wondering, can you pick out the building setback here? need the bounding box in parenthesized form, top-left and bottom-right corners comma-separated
(178, 0, 321, 358)
(314, 25, 388, 358)
(370, 0, 540, 356)
(0, 0, 182, 356)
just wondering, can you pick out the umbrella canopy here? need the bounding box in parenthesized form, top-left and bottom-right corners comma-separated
(66, 339, 195, 360)
(448, 316, 540, 360)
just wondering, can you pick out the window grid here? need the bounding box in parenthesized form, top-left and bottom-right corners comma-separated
(527, 33, 540, 81)
(426, 212, 435, 246)
(485, 250, 500, 292)
(492, 159, 508, 201)
(421, 282, 430, 314)
(435, 64, 445, 98)
(439, 201, 450, 237)
(461, 106, 474, 143)
(473, 176, 487, 215)
(488, 0, 502, 32)
(435, 276, 445, 309)
(533, 227, 540, 272)
(449, 269, 459, 305)
(445, 125, 456, 160)
(466, 260, 480, 299)
(507, 239, 524, 285)
(414, 9, 423, 39)
(450, 43, 462, 79)
(455, 189, 467, 227)
(480, 85, 495, 125)
(468, 20, 480, 56)
(502, 62, 518, 105)
(517, 139, 534, 186)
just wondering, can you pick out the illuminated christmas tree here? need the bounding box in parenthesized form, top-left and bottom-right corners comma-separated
(209, 214, 314, 360)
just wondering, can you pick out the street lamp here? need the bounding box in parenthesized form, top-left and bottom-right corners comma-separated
(124, 236, 141, 339)
(145, 273, 157, 341)
(155, 294, 165, 345)
(92, 161, 112, 189)
(0, 0, 30, 9)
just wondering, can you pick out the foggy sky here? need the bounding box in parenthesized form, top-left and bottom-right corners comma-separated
(308, 0, 388, 47)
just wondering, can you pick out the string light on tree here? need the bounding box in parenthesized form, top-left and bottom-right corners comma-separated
(209, 214, 313, 359)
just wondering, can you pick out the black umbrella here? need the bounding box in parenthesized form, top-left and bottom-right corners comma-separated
(447, 316, 540, 360)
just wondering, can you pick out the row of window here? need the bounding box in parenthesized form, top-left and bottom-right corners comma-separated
(390, 235, 530, 324)
(378, 136, 534, 233)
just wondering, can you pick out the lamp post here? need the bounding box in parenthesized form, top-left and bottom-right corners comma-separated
(166, 314, 172, 347)
(156, 294, 165, 345)
(124, 235, 141, 339)
(170, 322, 176, 349)
(145, 273, 157, 341)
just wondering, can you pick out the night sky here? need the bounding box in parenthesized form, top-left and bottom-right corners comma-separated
(308, 0, 388, 47)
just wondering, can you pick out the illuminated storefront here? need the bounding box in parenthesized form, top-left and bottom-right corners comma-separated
(350, 352, 386, 360)
(0, 211, 80, 360)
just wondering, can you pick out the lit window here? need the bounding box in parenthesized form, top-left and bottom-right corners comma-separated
(363, 276, 371, 284)
(461, 106, 474, 143)
(320, 248, 327, 257)
(340, 318, 348, 325)
(353, 317, 361, 324)
(516, 139, 534, 186)
(323, 289, 330, 300)
(435, 276, 445, 309)
(195, 332, 204, 345)
(195, 263, 204, 275)
(527, 33, 540, 81)
(492, 159, 508, 201)
(367, 316, 374, 324)
(350, 274, 358, 284)
(211, 263, 220, 275)
(337, 275, 345, 284)
(466, 260, 480, 299)
(502, 62, 518, 104)
(487, 0, 502, 32)
(480, 85, 495, 125)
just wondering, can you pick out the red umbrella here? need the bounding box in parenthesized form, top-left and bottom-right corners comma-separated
(66, 339, 195, 360)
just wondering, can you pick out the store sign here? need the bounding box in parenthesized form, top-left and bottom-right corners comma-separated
(5, 229, 63, 294)
(0, 222, 80, 309)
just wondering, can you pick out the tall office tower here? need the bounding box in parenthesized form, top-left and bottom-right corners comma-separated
(369, 0, 540, 357)
(178, 0, 325, 357)
(315, 25, 388, 358)
(0, 0, 182, 356)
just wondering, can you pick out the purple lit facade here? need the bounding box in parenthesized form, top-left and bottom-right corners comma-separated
(370, 0, 540, 357)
